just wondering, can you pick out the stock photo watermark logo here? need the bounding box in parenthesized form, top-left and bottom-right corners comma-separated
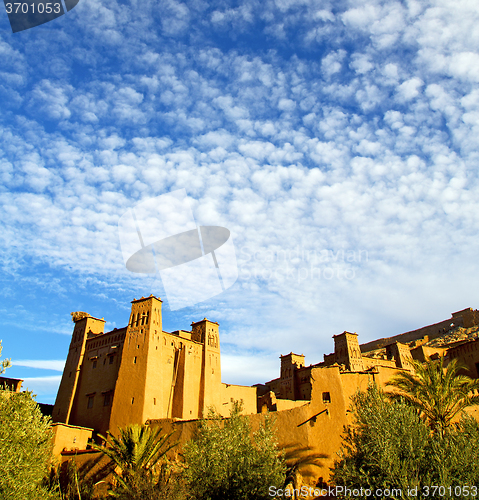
(3, 0, 79, 33)
(118, 189, 238, 311)
(240, 246, 368, 284)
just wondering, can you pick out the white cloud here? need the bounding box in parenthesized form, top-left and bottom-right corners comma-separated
(1, 0, 479, 397)
(21, 376, 62, 396)
(350, 53, 374, 74)
(13, 360, 65, 371)
(29, 80, 73, 121)
(396, 77, 424, 101)
(321, 50, 346, 77)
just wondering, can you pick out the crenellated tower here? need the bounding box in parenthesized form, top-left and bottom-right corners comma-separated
(279, 352, 305, 399)
(192, 318, 222, 417)
(53, 313, 105, 424)
(333, 331, 364, 372)
(108, 295, 163, 433)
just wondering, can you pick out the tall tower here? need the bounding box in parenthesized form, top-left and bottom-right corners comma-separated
(191, 318, 221, 417)
(53, 313, 105, 424)
(108, 295, 163, 434)
(333, 331, 364, 372)
(280, 353, 305, 399)
(386, 342, 414, 370)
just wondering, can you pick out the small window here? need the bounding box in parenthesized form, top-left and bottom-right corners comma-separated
(153, 398, 156, 405)
(131, 397, 134, 404)
(133, 357, 137, 364)
(92, 360, 97, 369)
(69, 371, 72, 378)
(322, 392, 331, 404)
(103, 393, 111, 406)
(109, 356, 114, 364)
(87, 396, 94, 409)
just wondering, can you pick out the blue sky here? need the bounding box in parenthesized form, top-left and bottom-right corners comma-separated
(1, 0, 479, 404)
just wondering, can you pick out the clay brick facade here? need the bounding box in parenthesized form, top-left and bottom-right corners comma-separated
(53, 295, 256, 437)
(51, 300, 479, 483)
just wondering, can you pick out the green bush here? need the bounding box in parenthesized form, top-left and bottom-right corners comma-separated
(330, 385, 479, 499)
(182, 401, 285, 500)
(0, 389, 58, 500)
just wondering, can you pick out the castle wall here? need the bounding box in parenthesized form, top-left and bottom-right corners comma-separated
(360, 308, 479, 353)
(53, 316, 105, 426)
(220, 383, 257, 416)
(452, 308, 479, 329)
(361, 356, 396, 370)
(447, 338, 479, 378)
(68, 328, 126, 435)
(410, 345, 447, 363)
(51, 423, 93, 457)
(170, 336, 203, 420)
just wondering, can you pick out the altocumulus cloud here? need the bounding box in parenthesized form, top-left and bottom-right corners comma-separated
(1, 0, 479, 392)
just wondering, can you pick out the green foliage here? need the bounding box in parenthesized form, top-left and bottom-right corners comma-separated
(0, 339, 12, 374)
(386, 356, 479, 436)
(94, 423, 178, 499)
(182, 401, 286, 500)
(0, 389, 58, 500)
(330, 384, 479, 499)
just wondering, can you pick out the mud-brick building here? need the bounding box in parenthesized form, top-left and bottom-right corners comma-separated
(50, 300, 479, 484)
(52, 295, 256, 438)
(257, 330, 416, 410)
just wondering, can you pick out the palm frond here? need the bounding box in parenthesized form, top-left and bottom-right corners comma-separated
(385, 354, 479, 436)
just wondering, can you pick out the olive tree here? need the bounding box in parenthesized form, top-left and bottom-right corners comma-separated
(330, 384, 479, 499)
(182, 401, 286, 500)
(0, 389, 57, 500)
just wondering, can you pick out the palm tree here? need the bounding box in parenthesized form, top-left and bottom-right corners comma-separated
(282, 445, 326, 500)
(386, 356, 479, 437)
(94, 424, 177, 496)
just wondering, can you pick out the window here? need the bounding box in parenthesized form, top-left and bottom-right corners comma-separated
(131, 397, 134, 404)
(87, 396, 94, 409)
(322, 392, 331, 404)
(92, 360, 97, 369)
(103, 393, 111, 406)
(109, 356, 114, 364)
(133, 357, 137, 364)
(153, 398, 156, 405)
